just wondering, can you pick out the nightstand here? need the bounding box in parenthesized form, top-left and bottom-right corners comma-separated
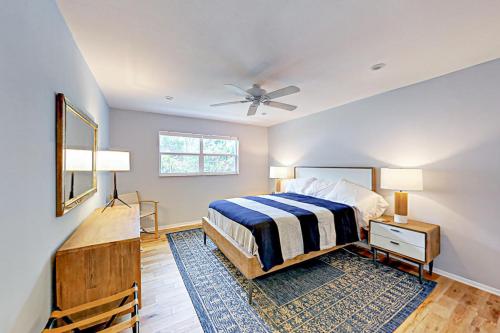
(369, 215, 440, 283)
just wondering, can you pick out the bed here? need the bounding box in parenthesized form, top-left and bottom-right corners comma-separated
(202, 166, 376, 303)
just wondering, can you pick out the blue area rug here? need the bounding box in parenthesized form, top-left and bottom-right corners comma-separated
(168, 229, 436, 333)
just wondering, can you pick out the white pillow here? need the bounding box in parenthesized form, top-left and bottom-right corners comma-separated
(303, 179, 338, 199)
(283, 177, 316, 194)
(324, 178, 388, 224)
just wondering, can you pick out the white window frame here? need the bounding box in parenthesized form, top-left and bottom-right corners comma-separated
(159, 131, 239, 177)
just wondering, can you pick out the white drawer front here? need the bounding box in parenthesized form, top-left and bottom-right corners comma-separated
(370, 222, 425, 247)
(370, 234, 425, 261)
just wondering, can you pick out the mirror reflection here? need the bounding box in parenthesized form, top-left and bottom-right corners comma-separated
(64, 148, 93, 200)
(56, 93, 97, 216)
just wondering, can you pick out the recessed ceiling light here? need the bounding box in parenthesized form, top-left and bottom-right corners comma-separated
(261, 112, 267, 116)
(164, 96, 174, 101)
(371, 63, 386, 71)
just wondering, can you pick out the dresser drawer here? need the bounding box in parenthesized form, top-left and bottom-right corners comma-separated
(370, 222, 425, 247)
(370, 234, 426, 261)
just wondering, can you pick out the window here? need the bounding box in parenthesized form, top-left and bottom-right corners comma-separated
(159, 131, 239, 176)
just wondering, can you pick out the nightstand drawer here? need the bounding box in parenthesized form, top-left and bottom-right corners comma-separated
(371, 222, 425, 247)
(370, 234, 425, 261)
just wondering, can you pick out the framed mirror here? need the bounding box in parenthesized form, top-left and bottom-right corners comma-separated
(56, 93, 98, 216)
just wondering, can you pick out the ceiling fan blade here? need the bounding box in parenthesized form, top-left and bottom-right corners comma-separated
(263, 101, 297, 111)
(264, 85, 300, 99)
(210, 100, 249, 107)
(225, 84, 251, 96)
(247, 102, 259, 116)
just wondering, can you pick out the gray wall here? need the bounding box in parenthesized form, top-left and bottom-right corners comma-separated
(0, 1, 110, 332)
(110, 109, 269, 227)
(269, 59, 500, 290)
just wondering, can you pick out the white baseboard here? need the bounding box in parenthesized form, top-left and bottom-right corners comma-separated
(433, 268, 500, 296)
(357, 244, 499, 296)
(143, 220, 200, 232)
(393, 259, 500, 296)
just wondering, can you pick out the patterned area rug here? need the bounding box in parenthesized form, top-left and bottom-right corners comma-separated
(168, 229, 436, 333)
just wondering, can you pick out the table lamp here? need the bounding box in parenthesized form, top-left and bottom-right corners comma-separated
(380, 168, 423, 223)
(97, 150, 131, 212)
(269, 166, 293, 193)
(65, 149, 93, 200)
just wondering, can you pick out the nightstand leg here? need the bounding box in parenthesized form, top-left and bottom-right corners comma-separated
(385, 252, 390, 264)
(203, 232, 207, 245)
(419, 263, 423, 284)
(429, 261, 434, 275)
(372, 248, 377, 263)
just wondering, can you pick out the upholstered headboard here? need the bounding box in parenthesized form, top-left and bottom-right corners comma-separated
(294, 166, 376, 191)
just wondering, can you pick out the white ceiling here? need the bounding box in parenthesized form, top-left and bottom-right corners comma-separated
(57, 0, 500, 127)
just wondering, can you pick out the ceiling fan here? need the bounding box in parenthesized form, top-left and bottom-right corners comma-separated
(210, 84, 300, 116)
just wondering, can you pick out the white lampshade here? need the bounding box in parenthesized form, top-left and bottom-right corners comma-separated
(380, 168, 423, 191)
(269, 166, 293, 179)
(65, 149, 93, 171)
(97, 151, 130, 171)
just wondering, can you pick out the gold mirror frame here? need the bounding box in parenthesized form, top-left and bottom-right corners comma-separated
(56, 93, 98, 217)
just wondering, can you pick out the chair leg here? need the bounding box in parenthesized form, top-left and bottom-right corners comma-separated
(154, 203, 159, 239)
(132, 282, 140, 333)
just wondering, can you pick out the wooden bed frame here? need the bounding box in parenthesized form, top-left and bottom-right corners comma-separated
(202, 166, 376, 303)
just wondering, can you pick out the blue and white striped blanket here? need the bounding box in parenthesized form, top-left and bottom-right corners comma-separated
(208, 193, 359, 271)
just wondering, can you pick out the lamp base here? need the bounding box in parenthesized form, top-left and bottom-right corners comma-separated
(394, 214, 408, 224)
(101, 171, 131, 213)
(275, 179, 282, 193)
(102, 197, 131, 212)
(394, 191, 408, 224)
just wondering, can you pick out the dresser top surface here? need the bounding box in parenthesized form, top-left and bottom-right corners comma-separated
(58, 205, 140, 253)
(370, 215, 439, 234)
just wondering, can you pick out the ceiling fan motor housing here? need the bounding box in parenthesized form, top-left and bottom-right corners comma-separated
(210, 83, 300, 116)
(246, 84, 266, 97)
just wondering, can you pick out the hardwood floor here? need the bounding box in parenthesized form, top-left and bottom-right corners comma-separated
(139, 233, 203, 333)
(139, 232, 499, 333)
(347, 246, 500, 333)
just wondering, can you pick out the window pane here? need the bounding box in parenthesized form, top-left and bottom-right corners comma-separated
(204, 155, 236, 173)
(160, 135, 200, 153)
(203, 138, 237, 154)
(160, 154, 199, 174)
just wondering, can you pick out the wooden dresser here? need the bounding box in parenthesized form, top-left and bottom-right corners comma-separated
(55, 205, 141, 314)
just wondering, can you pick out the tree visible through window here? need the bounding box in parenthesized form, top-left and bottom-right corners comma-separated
(159, 132, 239, 176)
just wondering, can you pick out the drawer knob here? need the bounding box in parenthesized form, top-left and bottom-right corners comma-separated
(390, 241, 400, 245)
(390, 228, 401, 233)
